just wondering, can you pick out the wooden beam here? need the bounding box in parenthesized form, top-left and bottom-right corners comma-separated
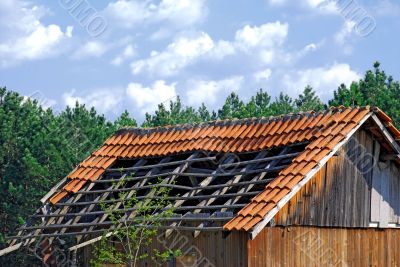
(18, 216, 234, 231)
(11, 225, 224, 241)
(164, 155, 236, 237)
(72, 153, 199, 248)
(221, 147, 291, 213)
(192, 150, 271, 237)
(94, 164, 288, 185)
(371, 114, 400, 154)
(219, 151, 300, 169)
(40, 177, 68, 204)
(106, 155, 216, 173)
(0, 243, 22, 257)
(75, 157, 169, 244)
(53, 191, 262, 207)
(68, 176, 278, 196)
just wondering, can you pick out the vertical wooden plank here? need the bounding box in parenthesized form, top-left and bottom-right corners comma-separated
(379, 165, 390, 228)
(371, 140, 382, 223)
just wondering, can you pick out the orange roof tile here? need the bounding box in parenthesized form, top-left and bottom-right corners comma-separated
(49, 106, 400, 235)
(223, 106, 382, 232)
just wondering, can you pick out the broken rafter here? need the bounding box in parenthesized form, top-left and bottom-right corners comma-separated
(6, 144, 303, 253)
(29, 204, 246, 219)
(18, 216, 233, 231)
(93, 165, 288, 185)
(68, 176, 278, 196)
(53, 191, 262, 207)
(75, 156, 172, 244)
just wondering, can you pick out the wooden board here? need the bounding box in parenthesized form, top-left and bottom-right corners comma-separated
(248, 226, 400, 267)
(274, 129, 400, 228)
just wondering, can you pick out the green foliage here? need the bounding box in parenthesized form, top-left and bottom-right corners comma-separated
(142, 96, 216, 127)
(218, 92, 247, 119)
(330, 61, 400, 126)
(295, 85, 326, 112)
(0, 91, 116, 265)
(91, 178, 180, 267)
(115, 110, 138, 129)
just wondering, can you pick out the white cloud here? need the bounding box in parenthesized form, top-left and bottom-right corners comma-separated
(234, 22, 293, 66)
(105, 0, 207, 29)
(126, 80, 177, 114)
(157, 0, 208, 26)
(335, 21, 356, 45)
(306, 0, 338, 12)
(266, 0, 338, 13)
(282, 63, 361, 100)
(63, 89, 124, 115)
(73, 41, 109, 59)
(186, 76, 244, 106)
(131, 21, 291, 77)
(208, 40, 236, 60)
(235, 22, 288, 51)
(131, 32, 232, 77)
(253, 69, 272, 82)
(23, 93, 57, 110)
(112, 44, 136, 66)
(304, 43, 317, 52)
(0, 0, 73, 66)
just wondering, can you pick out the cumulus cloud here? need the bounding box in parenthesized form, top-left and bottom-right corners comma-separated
(23, 92, 57, 110)
(105, 0, 207, 28)
(131, 21, 291, 77)
(73, 41, 109, 59)
(306, 0, 338, 12)
(234, 22, 288, 51)
(126, 80, 177, 114)
(0, 0, 73, 67)
(186, 76, 244, 106)
(335, 21, 356, 44)
(111, 44, 136, 66)
(131, 32, 234, 77)
(282, 63, 361, 100)
(63, 89, 124, 115)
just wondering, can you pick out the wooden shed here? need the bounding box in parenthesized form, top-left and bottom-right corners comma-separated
(2, 106, 400, 266)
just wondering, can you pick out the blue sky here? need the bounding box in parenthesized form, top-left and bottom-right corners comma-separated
(1, 0, 400, 121)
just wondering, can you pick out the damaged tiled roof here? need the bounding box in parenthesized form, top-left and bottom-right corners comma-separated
(224, 106, 400, 231)
(49, 106, 400, 233)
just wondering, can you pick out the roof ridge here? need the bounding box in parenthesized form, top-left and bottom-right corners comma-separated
(117, 107, 363, 135)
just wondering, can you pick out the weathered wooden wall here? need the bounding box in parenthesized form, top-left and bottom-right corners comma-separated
(248, 226, 400, 267)
(371, 140, 400, 226)
(274, 129, 400, 228)
(85, 230, 248, 267)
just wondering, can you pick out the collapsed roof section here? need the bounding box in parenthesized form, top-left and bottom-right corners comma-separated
(3, 106, 400, 256)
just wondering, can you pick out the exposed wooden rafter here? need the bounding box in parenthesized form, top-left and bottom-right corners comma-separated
(5, 144, 305, 253)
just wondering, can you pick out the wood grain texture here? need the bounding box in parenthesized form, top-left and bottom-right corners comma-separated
(84, 229, 248, 267)
(273, 129, 400, 228)
(248, 226, 400, 267)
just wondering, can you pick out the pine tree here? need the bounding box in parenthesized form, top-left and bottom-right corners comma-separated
(295, 86, 325, 112)
(329, 62, 400, 126)
(217, 92, 246, 119)
(115, 110, 137, 129)
(269, 93, 295, 115)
